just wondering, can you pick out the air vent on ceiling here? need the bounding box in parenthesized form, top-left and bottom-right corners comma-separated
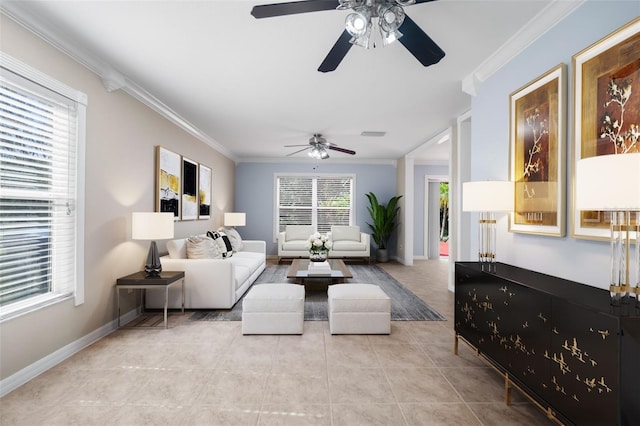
(361, 131, 386, 137)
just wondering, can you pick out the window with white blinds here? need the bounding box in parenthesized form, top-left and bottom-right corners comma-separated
(0, 53, 86, 321)
(276, 174, 354, 235)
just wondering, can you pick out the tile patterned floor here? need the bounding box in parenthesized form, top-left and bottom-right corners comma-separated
(0, 259, 557, 425)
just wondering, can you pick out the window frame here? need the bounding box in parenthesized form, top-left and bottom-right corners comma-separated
(0, 52, 86, 322)
(273, 173, 356, 242)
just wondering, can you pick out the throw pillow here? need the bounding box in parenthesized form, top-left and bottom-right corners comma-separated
(186, 235, 221, 259)
(220, 227, 243, 252)
(285, 225, 314, 241)
(207, 231, 234, 258)
(331, 225, 361, 242)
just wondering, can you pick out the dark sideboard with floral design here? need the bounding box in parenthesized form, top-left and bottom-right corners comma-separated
(454, 262, 640, 426)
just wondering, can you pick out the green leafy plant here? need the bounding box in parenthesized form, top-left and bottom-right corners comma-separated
(365, 192, 402, 250)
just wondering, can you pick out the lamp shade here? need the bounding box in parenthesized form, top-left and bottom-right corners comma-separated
(224, 212, 246, 227)
(131, 212, 174, 240)
(463, 181, 514, 212)
(575, 153, 640, 211)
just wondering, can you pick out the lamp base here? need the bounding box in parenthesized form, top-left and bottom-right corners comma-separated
(144, 241, 162, 277)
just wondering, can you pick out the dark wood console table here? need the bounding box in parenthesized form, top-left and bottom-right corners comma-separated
(454, 262, 640, 426)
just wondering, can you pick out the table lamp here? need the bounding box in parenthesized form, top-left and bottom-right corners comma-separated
(463, 181, 514, 272)
(575, 153, 640, 308)
(132, 212, 174, 276)
(224, 212, 246, 228)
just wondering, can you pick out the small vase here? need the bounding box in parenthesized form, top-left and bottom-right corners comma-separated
(310, 251, 328, 262)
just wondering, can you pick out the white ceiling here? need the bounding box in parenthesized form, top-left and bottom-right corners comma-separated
(2, 0, 580, 163)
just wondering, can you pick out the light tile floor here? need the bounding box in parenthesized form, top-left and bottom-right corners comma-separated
(1, 259, 558, 425)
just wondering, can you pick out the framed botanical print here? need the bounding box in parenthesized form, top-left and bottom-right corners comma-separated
(156, 146, 180, 219)
(572, 17, 640, 240)
(181, 157, 198, 221)
(198, 164, 212, 220)
(509, 64, 567, 236)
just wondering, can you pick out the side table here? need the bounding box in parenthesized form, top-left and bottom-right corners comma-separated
(116, 270, 185, 329)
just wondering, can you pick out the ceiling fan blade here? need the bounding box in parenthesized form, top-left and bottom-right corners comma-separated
(398, 15, 445, 67)
(287, 146, 312, 156)
(318, 30, 353, 73)
(413, 0, 440, 4)
(251, 0, 339, 19)
(284, 144, 311, 147)
(328, 145, 356, 155)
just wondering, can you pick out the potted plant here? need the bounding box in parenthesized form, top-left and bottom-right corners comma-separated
(365, 192, 402, 262)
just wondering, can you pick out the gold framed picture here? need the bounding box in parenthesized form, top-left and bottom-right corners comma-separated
(571, 17, 640, 240)
(509, 64, 566, 236)
(156, 146, 180, 219)
(198, 164, 212, 220)
(181, 157, 198, 221)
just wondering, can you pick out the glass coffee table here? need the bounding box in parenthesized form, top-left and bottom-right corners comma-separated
(287, 259, 353, 284)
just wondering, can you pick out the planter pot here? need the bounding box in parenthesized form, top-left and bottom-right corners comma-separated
(376, 248, 389, 263)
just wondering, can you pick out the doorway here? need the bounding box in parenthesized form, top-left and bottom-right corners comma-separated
(424, 176, 449, 259)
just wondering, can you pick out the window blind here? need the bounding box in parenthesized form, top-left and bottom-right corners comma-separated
(0, 55, 85, 319)
(276, 174, 354, 235)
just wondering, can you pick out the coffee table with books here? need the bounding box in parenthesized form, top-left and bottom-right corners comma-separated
(286, 259, 353, 285)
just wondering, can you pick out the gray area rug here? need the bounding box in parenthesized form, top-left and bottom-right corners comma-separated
(189, 264, 445, 322)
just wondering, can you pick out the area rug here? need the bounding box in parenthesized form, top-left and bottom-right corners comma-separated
(189, 264, 446, 322)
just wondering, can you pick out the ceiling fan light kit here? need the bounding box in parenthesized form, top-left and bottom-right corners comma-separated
(343, 1, 406, 48)
(251, 0, 444, 72)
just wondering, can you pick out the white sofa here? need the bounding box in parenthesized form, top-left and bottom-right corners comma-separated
(277, 225, 370, 261)
(145, 236, 266, 309)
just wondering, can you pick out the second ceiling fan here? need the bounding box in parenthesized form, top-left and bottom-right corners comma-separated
(251, 0, 445, 73)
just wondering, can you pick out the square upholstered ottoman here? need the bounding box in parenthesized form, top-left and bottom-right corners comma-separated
(327, 284, 391, 334)
(242, 283, 305, 334)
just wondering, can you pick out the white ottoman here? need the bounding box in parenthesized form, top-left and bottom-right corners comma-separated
(242, 284, 305, 334)
(328, 284, 391, 334)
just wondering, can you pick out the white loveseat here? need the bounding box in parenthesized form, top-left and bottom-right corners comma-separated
(145, 236, 266, 309)
(277, 225, 370, 261)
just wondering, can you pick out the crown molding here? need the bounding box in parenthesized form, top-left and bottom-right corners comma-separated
(238, 156, 398, 167)
(462, 0, 584, 96)
(0, 3, 236, 161)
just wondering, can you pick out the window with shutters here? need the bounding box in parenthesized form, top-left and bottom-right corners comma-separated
(0, 52, 86, 322)
(276, 174, 354, 236)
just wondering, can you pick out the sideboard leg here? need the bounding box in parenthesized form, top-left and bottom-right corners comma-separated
(454, 333, 459, 355)
(505, 374, 512, 406)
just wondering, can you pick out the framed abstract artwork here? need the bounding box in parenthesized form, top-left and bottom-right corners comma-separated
(156, 146, 180, 219)
(198, 164, 212, 220)
(572, 17, 640, 240)
(509, 63, 566, 236)
(181, 157, 198, 221)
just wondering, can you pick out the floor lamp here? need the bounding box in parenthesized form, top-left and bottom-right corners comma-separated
(463, 181, 514, 272)
(575, 153, 640, 310)
(132, 212, 174, 276)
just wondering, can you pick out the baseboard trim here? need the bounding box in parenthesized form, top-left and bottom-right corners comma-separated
(0, 308, 138, 397)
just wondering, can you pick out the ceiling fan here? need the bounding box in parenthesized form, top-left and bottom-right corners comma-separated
(251, 0, 445, 73)
(285, 134, 356, 159)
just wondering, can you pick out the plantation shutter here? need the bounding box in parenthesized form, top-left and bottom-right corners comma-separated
(316, 176, 352, 233)
(277, 176, 313, 232)
(276, 174, 354, 235)
(0, 57, 85, 316)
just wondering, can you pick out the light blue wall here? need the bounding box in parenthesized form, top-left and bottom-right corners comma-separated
(236, 162, 397, 256)
(470, 0, 639, 289)
(414, 164, 449, 257)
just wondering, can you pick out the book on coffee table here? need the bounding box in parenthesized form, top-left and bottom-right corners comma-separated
(308, 261, 331, 275)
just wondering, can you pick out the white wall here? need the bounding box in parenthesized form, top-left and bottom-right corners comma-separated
(0, 15, 235, 381)
(469, 0, 639, 289)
